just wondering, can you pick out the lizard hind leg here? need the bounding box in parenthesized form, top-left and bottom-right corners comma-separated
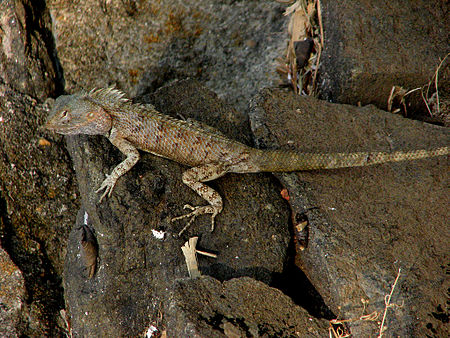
(171, 163, 228, 236)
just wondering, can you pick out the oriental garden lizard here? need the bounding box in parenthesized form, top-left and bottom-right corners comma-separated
(44, 87, 449, 235)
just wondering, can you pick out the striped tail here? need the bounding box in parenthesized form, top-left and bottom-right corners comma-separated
(252, 146, 449, 172)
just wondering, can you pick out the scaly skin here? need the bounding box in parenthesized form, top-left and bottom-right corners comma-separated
(45, 87, 449, 235)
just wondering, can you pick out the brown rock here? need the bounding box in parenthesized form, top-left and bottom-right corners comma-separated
(249, 88, 449, 337)
(48, 0, 287, 112)
(0, 0, 62, 100)
(63, 80, 292, 336)
(0, 84, 78, 335)
(320, 0, 448, 120)
(165, 276, 329, 337)
(0, 248, 26, 337)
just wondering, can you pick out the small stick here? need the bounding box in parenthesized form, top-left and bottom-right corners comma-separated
(433, 53, 449, 115)
(317, 0, 324, 48)
(196, 250, 217, 258)
(312, 42, 322, 95)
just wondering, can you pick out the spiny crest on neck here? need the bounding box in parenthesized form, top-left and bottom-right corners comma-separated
(87, 86, 129, 109)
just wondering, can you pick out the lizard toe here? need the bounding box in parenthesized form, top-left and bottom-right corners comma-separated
(95, 175, 118, 202)
(172, 205, 217, 236)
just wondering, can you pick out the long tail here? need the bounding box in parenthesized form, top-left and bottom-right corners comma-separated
(252, 146, 449, 172)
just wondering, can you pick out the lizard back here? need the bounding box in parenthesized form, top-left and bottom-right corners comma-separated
(100, 97, 254, 168)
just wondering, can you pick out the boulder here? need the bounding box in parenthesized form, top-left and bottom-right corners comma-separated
(249, 87, 449, 337)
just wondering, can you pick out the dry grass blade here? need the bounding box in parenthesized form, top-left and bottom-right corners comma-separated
(311, 41, 322, 95)
(387, 86, 421, 116)
(422, 53, 449, 117)
(316, 0, 324, 47)
(387, 86, 407, 113)
(377, 268, 403, 337)
(328, 297, 380, 337)
(329, 268, 404, 337)
(60, 309, 72, 338)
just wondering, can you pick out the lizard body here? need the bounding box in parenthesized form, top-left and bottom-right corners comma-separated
(45, 87, 449, 235)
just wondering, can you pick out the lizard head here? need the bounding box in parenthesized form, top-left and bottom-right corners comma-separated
(45, 93, 113, 136)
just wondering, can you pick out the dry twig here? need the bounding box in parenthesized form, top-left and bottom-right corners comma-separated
(421, 53, 449, 116)
(377, 268, 403, 337)
(181, 237, 201, 278)
(181, 237, 217, 278)
(328, 298, 379, 338)
(328, 267, 404, 337)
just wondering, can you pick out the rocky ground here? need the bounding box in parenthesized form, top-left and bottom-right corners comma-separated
(0, 0, 448, 337)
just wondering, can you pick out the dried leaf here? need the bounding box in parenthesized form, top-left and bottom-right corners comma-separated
(284, 0, 302, 16)
(289, 6, 308, 42)
(80, 224, 98, 279)
(295, 220, 308, 232)
(307, 2, 315, 17)
(38, 138, 51, 146)
(280, 188, 290, 201)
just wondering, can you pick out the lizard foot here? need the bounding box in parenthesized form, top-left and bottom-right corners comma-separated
(95, 174, 118, 202)
(172, 204, 218, 236)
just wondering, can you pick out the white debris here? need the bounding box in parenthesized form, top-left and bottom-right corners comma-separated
(151, 229, 165, 240)
(146, 325, 158, 337)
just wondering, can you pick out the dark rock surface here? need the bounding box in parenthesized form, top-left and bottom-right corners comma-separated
(165, 276, 329, 337)
(0, 1, 75, 335)
(249, 88, 449, 337)
(0, 248, 26, 337)
(63, 80, 292, 336)
(48, 0, 287, 113)
(320, 0, 448, 119)
(0, 84, 77, 335)
(0, 0, 62, 100)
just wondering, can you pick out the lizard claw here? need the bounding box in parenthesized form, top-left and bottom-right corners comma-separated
(172, 205, 218, 236)
(95, 174, 118, 202)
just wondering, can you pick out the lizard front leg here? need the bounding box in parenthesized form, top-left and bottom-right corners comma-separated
(172, 163, 228, 236)
(96, 127, 140, 202)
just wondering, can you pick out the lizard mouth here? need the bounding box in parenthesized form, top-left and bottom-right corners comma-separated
(44, 121, 86, 135)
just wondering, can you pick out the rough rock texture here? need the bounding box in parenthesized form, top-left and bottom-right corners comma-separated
(0, 1, 75, 335)
(320, 0, 448, 120)
(0, 84, 78, 335)
(0, 248, 26, 337)
(63, 80, 292, 336)
(2, 0, 448, 336)
(165, 276, 329, 337)
(48, 0, 286, 113)
(0, 0, 62, 100)
(249, 88, 449, 337)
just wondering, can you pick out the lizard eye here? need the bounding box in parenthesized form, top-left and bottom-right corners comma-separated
(59, 110, 70, 124)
